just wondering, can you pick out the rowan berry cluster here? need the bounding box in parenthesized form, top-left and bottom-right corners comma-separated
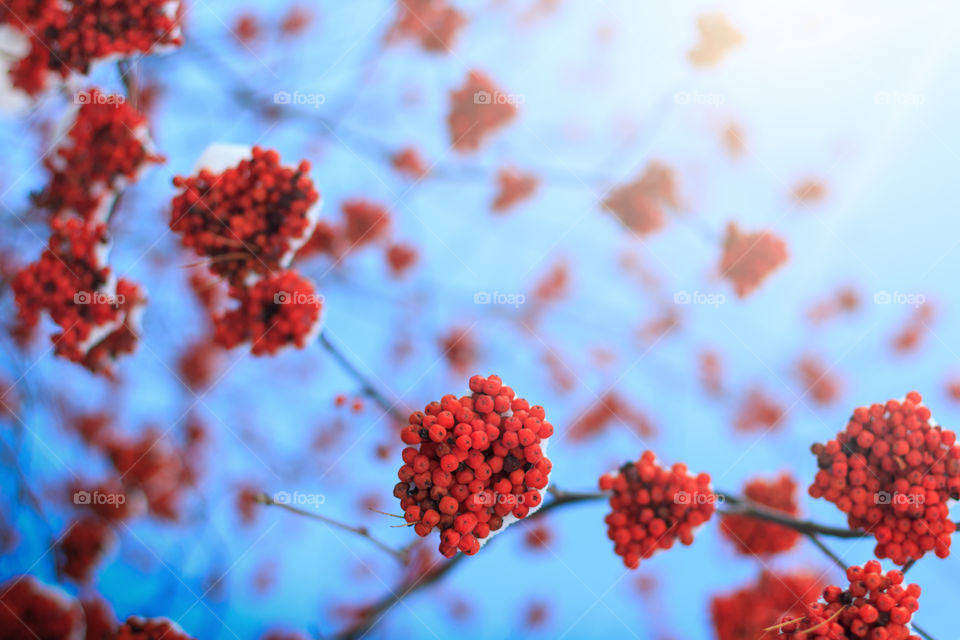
(56, 516, 116, 583)
(171, 146, 321, 285)
(602, 162, 680, 235)
(171, 145, 325, 356)
(115, 616, 196, 640)
(809, 392, 960, 565)
(720, 473, 800, 556)
(774, 561, 921, 640)
(492, 168, 539, 212)
(213, 271, 323, 356)
(1, 0, 183, 96)
(719, 222, 789, 297)
(711, 571, 823, 640)
(598, 451, 715, 569)
(396, 374, 554, 557)
(448, 71, 518, 151)
(12, 217, 145, 374)
(389, 0, 465, 52)
(0, 575, 84, 639)
(37, 90, 162, 222)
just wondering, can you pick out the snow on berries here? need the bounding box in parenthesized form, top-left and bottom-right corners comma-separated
(0, 575, 84, 639)
(0, 0, 183, 99)
(719, 222, 788, 298)
(773, 561, 921, 640)
(720, 473, 800, 556)
(809, 392, 960, 565)
(213, 270, 323, 356)
(171, 144, 322, 285)
(396, 374, 554, 557)
(36, 89, 162, 222)
(598, 451, 715, 569)
(448, 71, 518, 151)
(711, 571, 823, 640)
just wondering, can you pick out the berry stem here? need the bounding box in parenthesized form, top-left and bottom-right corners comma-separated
(254, 492, 409, 563)
(317, 331, 408, 423)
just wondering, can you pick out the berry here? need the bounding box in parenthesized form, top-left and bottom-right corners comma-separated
(774, 562, 922, 640)
(598, 451, 715, 569)
(115, 616, 196, 640)
(602, 162, 679, 236)
(808, 393, 960, 564)
(213, 271, 323, 356)
(171, 146, 321, 285)
(0, 575, 84, 638)
(448, 71, 517, 151)
(711, 571, 823, 640)
(720, 473, 800, 556)
(718, 222, 788, 298)
(37, 90, 163, 222)
(395, 375, 553, 556)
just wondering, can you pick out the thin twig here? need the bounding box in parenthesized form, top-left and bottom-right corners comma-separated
(715, 492, 870, 539)
(317, 331, 407, 423)
(255, 492, 408, 563)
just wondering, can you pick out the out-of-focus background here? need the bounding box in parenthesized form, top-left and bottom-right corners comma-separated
(2, 1, 960, 638)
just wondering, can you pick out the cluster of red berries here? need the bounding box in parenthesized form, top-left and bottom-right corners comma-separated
(103, 424, 204, 521)
(391, 147, 430, 180)
(719, 222, 789, 298)
(711, 571, 823, 640)
(720, 473, 800, 556)
(115, 616, 195, 640)
(56, 516, 116, 583)
(171, 146, 321, 285)
(448, 71, 518, 151)
(492, 168, 539, 212)
(389, 0, 465, 52)
(213, 271, 323, 356)
(809, 392, 960, 565)
(598, 451, 715, 569)
(2, 0, 184, 96)
(602, 162, 680, 235)
(172, 146, 327, 356)
(734, 388, 786, 432)
(395, 375, 554, 557)
(774, 561, 921, 640)
(0, 575, 84, 639)
(12, 217, 145, 374)
(37, 90, 162, 222)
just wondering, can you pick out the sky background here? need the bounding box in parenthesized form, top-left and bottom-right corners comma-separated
(2, 1, 960, 638)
